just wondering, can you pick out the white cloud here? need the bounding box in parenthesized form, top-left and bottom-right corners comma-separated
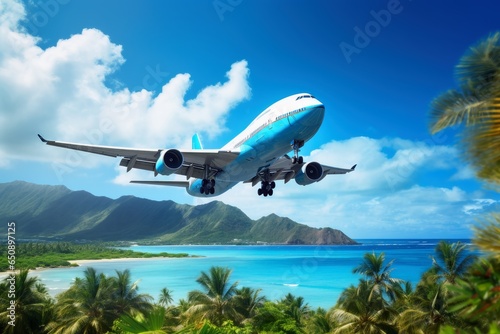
(463, 199, 497, 215)
(305, 136, 457, 193)
(0, 0, 25, 31)
(199, 137, 497, 238)
(0, 1, 250, 170)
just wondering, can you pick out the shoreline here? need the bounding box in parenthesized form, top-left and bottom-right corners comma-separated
(67, 256, 179, 266)
(0, 256, 191, 276)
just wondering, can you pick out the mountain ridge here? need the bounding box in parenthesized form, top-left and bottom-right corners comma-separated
(0, 181, 358, 245)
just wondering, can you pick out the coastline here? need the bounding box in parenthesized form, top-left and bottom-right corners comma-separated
(67, 256, 178, 266)
(0, 256, 193, 276)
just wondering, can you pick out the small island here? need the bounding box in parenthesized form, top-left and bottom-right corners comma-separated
(0, 242, 192, 272)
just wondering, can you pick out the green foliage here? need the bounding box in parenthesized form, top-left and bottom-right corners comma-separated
(447, 257, 500, 330)
(0, 241, 492, 334)
(113, 305, 168, 333)
(0, 269, 52, 333)
(252, 301, 304, 334)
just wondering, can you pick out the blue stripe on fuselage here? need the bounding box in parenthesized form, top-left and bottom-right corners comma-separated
(187, 104, 325, 197)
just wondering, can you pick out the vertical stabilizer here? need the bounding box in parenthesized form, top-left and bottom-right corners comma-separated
(192, 133, 203, 150)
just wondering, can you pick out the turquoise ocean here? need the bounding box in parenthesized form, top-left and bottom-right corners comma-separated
(32, 239, 471, 309)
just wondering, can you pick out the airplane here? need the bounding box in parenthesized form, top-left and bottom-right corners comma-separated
(38, 93, 356, 197)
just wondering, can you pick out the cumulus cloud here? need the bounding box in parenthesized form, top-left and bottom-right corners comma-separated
(0, 1, 250, 169)
(201, 136, 498, 238)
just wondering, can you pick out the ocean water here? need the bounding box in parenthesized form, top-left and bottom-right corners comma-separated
(32, 239, 471, 309)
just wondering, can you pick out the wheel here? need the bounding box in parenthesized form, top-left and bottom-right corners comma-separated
(200, 187, 205, 194)
(271, 181, 276, 189)
(263, 192, 268, 197)
(268, 189, 273, 196)
(258, 188, 262, 196)
(292, 156, 297, 164)
(202, 179, 207, 187)
(298, 156, 303, 164)
(210, 187, 215, 194)
(204, 189, 210, 195)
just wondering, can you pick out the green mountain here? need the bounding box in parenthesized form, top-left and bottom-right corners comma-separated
(0, 181, 358, 245)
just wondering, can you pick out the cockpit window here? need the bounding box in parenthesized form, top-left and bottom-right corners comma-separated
(296, 95, 315, 100)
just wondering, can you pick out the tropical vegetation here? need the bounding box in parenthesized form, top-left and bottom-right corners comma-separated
(429, 30, 500, 333)
(0, 239, 496, 333)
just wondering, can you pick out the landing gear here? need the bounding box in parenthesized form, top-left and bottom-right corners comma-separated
(258, 181, 275, 197)
(291, 140, 304, 164)
(200, 179, 215, 195)
(200, 164, 216, 195)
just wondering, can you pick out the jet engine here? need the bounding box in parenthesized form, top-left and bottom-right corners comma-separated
(155, 149, 184, 175)
(295, 162, 323, 186)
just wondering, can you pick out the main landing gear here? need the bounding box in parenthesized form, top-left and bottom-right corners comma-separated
(258, 181, 275, 197)
(200, 179, 215, 195)
(291, 139, 304, 164)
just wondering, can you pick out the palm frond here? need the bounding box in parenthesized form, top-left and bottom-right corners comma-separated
(472, 213, 500, 256)
(463, 86, 500, 185)
(456, 32, 500, 93)
(429, 89, 488, 133)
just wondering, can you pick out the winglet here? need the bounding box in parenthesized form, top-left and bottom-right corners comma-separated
(351, 164, 357, 170)
(38, 134, 48, 143)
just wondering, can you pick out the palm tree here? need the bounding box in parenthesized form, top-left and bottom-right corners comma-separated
(429, 32, 500, 185)
(186, 266, 241, 326)
(158, 287, 174, 307)
(232, 287, 265, 321)
(431, 241, 476, 284)
(445, 233, 500, 332)
(307, 308, 335, 334)
(280, 293, 311, 328)
(0, 269, 52, 334)
(46, 267, 117, 334)
(113, 305, 168, 334)
(352, 252, 403, 302)
(112, 269, 153, 316)
(395, 270, 464, 334)
(331, 280, 397, 334)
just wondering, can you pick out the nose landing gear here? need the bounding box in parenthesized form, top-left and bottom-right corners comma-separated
(200, 179, 215, 195)
(291, 139, 304, 164)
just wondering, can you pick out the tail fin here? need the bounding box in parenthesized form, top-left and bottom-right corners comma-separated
(192, 134, 203, 150)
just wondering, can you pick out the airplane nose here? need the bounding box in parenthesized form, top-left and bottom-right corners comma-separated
(288, 103, 325, 129)
(304, 104, 325, 125)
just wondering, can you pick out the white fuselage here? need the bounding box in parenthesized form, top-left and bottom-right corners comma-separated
(187, 93, 325, 196)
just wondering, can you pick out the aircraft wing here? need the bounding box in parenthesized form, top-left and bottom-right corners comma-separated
(321, 163, 357, 175)
(38, 134, 239, 179)
(244, 155, 356, 185)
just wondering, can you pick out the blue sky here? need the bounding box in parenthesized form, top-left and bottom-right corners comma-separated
(0, 0, 499, 239)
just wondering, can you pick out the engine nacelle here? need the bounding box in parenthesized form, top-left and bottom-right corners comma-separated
(155, 149, 184, 175)
(295, 162, 323, 186)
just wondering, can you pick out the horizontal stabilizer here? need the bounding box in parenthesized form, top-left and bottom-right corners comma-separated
(130, 180, 189, 188)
